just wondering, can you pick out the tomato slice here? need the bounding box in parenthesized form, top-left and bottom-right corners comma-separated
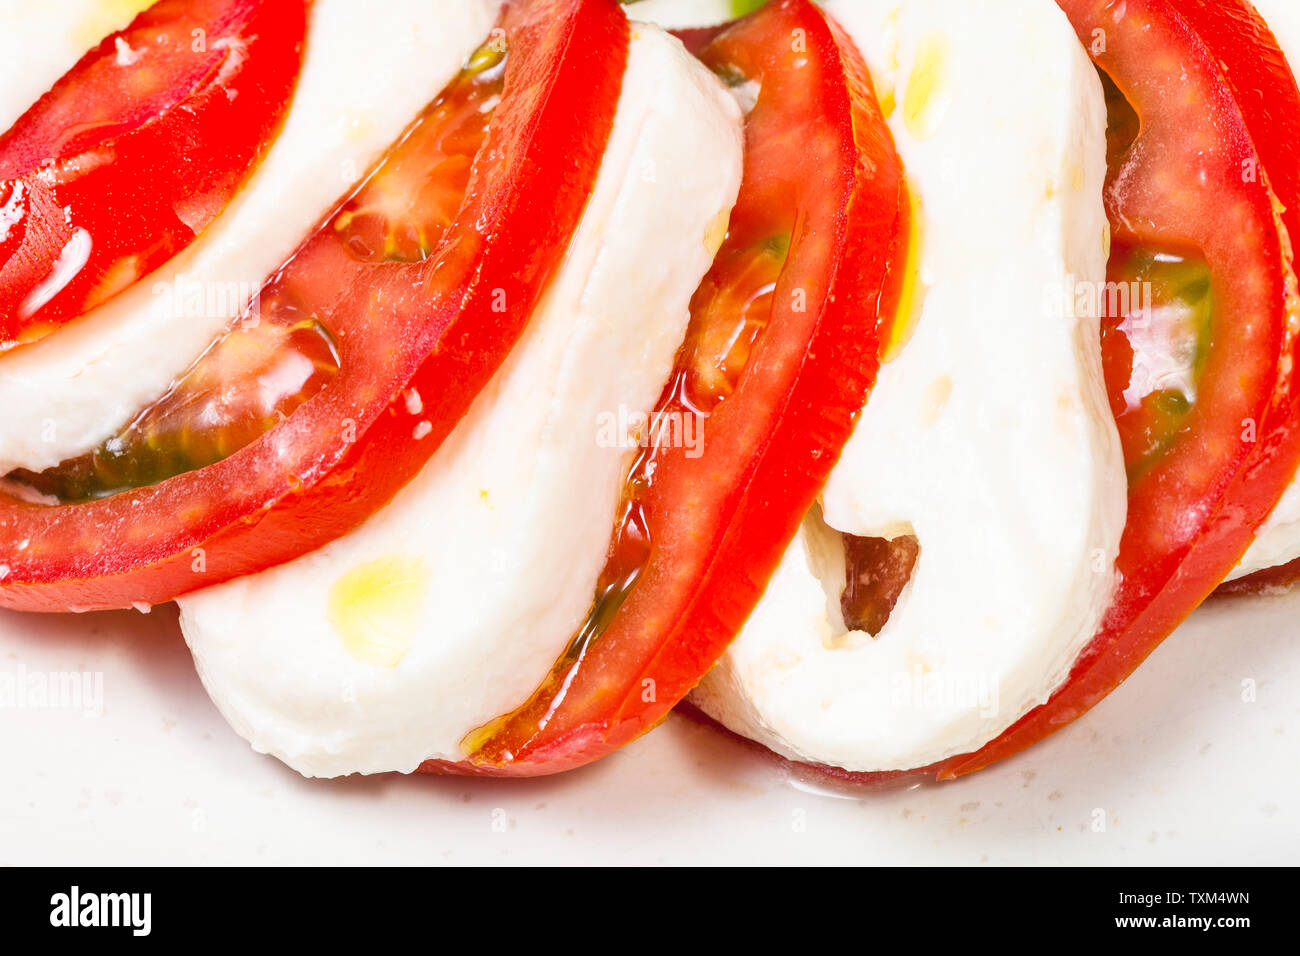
(8, 41, 500, 506)
(0, 0, 307, 348)
(935, 0, 1300, 780)
(929, 0, 1300, 779)
(0, 0, 629, 612)
(421, 0, 911, 777)
(706, 0, 1300, 787)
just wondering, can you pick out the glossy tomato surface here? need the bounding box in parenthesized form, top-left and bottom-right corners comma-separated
(0, 0, 629, 612)
(424, 0, 911, 777)
(734, 0, 1300, 787)
(0, 0, 307, 346)
(936, 0, 1300, 779)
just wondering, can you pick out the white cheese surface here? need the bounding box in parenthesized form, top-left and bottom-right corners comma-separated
(629, 0, 734, 29)
(177, 26, 745, 778)
(691, 0, 1127, 773)
(0, 0, 498, 473)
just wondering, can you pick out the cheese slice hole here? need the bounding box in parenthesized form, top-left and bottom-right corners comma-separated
(796, 505, 921, 647)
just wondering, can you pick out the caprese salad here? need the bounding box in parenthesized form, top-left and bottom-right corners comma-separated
(1, 0, 1298, 786)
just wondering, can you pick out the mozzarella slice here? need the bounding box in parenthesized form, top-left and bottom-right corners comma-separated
(0, 0, 498, 474)
(0, 0, 156, 132)
(691, 0, 1127, 773)
(1226, 0, 1300, 582)
(177, 25, 745, 779)
(629, 0, 734, 29)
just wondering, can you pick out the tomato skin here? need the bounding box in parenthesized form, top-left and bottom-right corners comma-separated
(1212, 3, 1300, 599)
(795, 0, 1300, 785)
(11, 49, 505, 506)
(0, 0, 629, 612)
(423, 0, 911, 778)
(1215, 556, 1300, 598)
(936, 0, 1300, 780)
(0, 0, 308, 347)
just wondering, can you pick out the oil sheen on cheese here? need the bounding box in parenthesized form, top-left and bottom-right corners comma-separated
(691, 0, 1127, 774)
(0, 0, 499, 474)
(177, 25, 746, 778)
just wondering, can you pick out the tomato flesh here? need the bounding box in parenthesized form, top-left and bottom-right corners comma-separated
(420, 0, 911, 777)
(1103, 242, 1214, 482)
(938, 0, 1300, 778)
(8, 43, 505, 505)
(330, 43, 503, 266)
(0, 0, 307, 347)
(0, 0, 629, 612)
(11, 316, 341, 503)
(792, 0, 1300, 784)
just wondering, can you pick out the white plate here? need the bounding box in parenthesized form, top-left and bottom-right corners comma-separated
(1, 586, 1296, 866)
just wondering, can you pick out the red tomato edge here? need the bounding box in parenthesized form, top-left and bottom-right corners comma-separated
(0, 0, 630, 613)
(746, 0, 1300, 788)
(420, 0, 912, 778)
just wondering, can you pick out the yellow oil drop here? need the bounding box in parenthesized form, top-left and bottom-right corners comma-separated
(882, 190, 926, 363)
(460, 711, 508, 758)
(76, 0, 155, 49)
(346, 112, 376, 145)
(884, 8, 902, 73)
(879, 88, 897, 120)
(875, 8, 902, 119)
(704, 207, 731, 258)
(903, 33, 952, 142)
(328, 557, 429, 669)
(920, 374, 952, 427)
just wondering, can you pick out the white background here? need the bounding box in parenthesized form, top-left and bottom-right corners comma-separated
(1, 585, 1296, 865)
